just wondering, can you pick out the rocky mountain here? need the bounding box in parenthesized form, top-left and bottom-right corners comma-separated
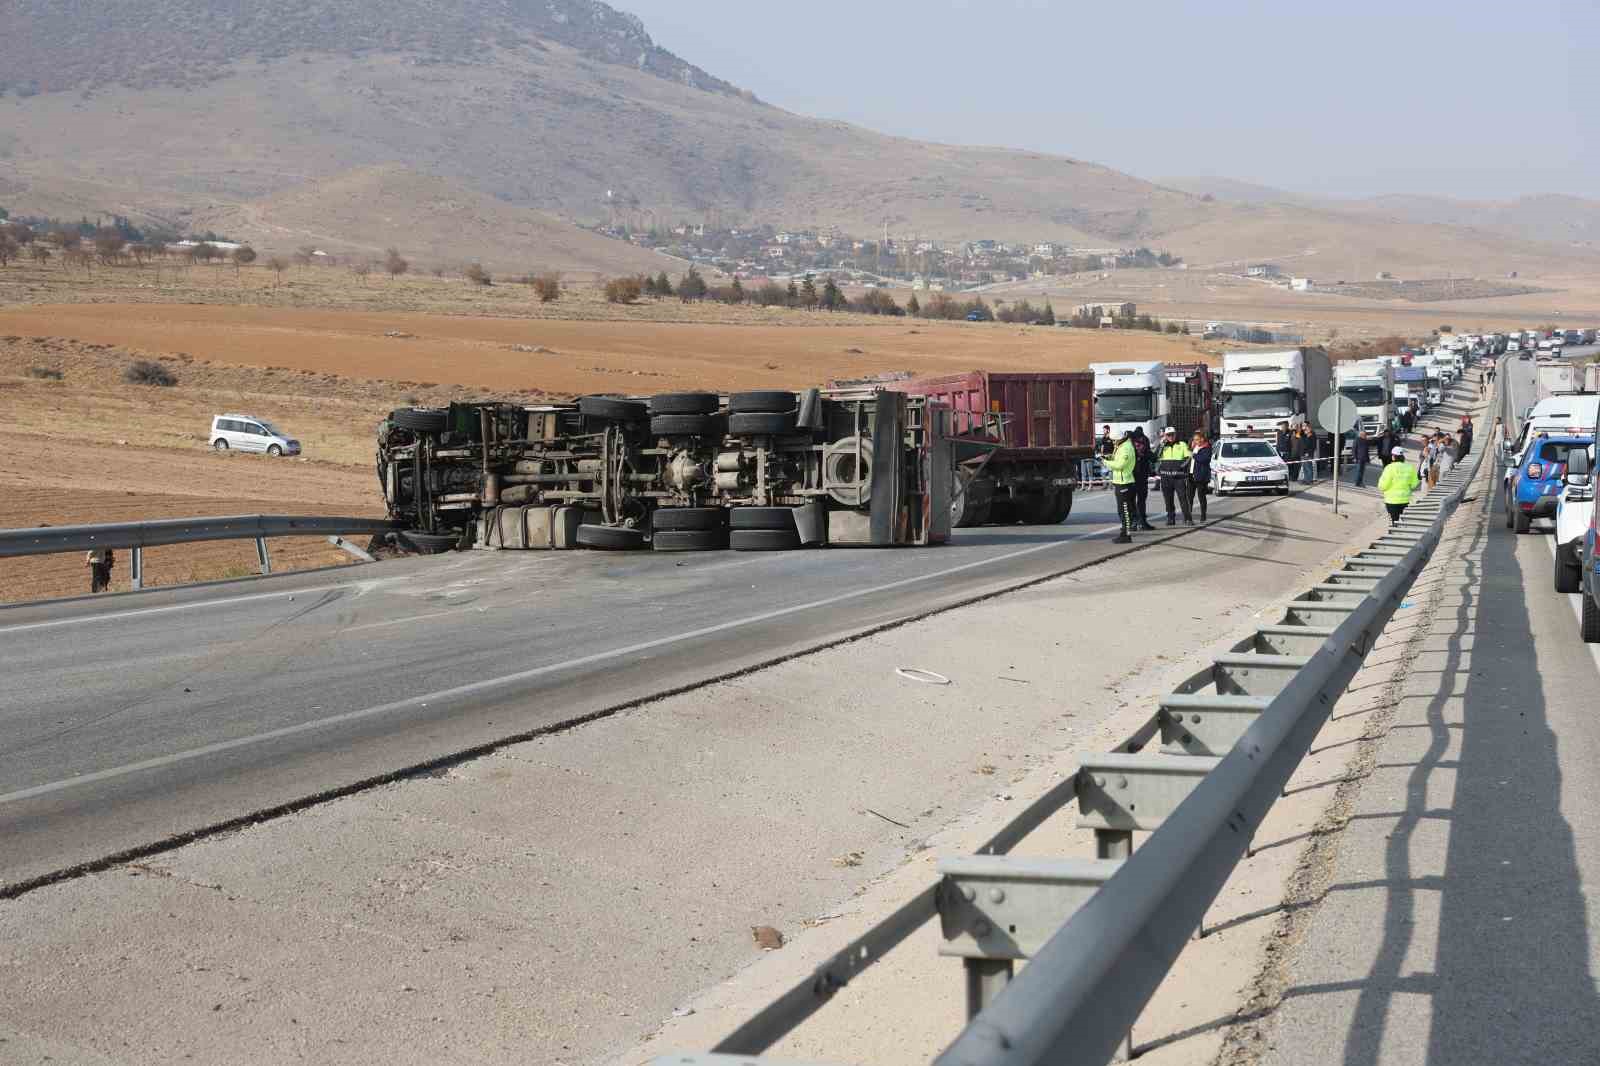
(2, 1, 1596, 278)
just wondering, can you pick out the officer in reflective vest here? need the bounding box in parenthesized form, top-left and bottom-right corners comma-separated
(1106, 430, 1138, 544)
(1155, 427, 1194, 526)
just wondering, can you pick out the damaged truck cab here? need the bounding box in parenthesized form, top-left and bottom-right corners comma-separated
(376, 387, 952, 553)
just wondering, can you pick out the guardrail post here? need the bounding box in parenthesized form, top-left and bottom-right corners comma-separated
(1094, 829, 1136, 1061)
(965, 959, 1013, 1017)
(130, 546, 143, 591)
(255, 536, 272, 575)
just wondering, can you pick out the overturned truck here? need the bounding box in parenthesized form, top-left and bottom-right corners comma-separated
(377, 388, 952, 553)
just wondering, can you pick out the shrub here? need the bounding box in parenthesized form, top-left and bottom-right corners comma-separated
(27, 365, 63, 380)
(124, 360, 176, 386)
(532, 273, 562, 302)
(464, 262, 492, 286)
(605, 276, 643, 304)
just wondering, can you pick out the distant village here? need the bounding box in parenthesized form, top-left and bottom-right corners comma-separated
(586, 220, 1184, 292)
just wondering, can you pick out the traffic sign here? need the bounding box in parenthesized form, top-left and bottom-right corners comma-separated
(1317, 394, 1360, 435)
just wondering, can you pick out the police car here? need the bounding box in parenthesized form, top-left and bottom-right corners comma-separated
(1212, 436, 1291, 496)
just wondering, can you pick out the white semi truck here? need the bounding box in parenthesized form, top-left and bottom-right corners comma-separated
(1333, 359, 1395, 438)
(1219, 348, 1332, 438)
(1089, 361, 1210, 443)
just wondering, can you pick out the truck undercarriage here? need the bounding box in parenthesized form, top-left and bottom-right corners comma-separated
(376, 388, 951, 552)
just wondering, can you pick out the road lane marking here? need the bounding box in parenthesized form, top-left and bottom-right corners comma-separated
(0, 521, 1124, 807)
(0, 582, 356, 636)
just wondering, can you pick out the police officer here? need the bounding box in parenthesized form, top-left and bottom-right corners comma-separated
(1155, 426, 1194, 525)
(1106, 429, 1138, 544)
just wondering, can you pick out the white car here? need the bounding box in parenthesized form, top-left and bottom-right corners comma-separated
(210, 413, 301, 456)
(1555, 443, 1595, 593)
(1212, 437, 1291, 496)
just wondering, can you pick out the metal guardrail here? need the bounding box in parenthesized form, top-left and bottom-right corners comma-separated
(0, 514, 397, 589)
(668, 387, 1490, 1066)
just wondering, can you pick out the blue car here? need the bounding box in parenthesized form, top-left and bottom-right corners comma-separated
(1505, 434, 1593, 533)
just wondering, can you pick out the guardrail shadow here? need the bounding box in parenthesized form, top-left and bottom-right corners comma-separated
(1332, 485, 1600, 1063)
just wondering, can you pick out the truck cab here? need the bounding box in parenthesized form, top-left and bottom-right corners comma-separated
(1334, 359, 1394, 440)
(1218, 348, 1331, 439)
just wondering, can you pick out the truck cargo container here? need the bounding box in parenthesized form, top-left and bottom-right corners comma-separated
(377, 387, 953, 554)
(889, 370, 1096, 527)
(1538, 359, 1580, 399)
(1218, 347, 1332, 438)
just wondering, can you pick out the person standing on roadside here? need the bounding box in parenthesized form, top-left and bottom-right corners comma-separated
(1351, 430, 1372, 488)
(1293, 425, 1314, 484)
(1155, 426, 1194, 526)
(86, 548, 115, 593)
(1130, 427, 1157, 531)
(1458, 416, 1474, 460)
(1275, 422, 1292, 464)
(1098, 425, 1115, 458)
(1189, 430, 1213, 521)
(1107, 429, 1138, 544)
(1379, 447, 1420, 524)
(1437, 434, 1456, 480)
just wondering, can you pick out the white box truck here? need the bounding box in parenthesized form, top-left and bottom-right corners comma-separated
(1334, 359, 1396, 438)
(1219, 347, 1332, 438)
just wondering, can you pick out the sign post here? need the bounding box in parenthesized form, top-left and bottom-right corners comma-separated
(1317, 394, 1361, 517)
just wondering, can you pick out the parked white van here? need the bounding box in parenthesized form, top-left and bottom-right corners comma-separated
(210, 413, 301, 456)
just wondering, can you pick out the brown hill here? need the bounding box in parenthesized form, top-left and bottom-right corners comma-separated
(185, 164, 682, 276)
(2, 0, 1597, 280)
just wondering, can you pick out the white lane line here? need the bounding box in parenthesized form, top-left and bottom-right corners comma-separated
(0, 522, 1123, 807)
(1541, 536, 1600, 673)
(0, 582, 356, 636)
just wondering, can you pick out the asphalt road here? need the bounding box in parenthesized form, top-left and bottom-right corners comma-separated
(0, 479, 1301, 888)
(1262, 355, 1600, 1064)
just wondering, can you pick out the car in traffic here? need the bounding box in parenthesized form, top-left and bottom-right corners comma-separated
(1211, 437, 1291, 496)
(1554, 443, 1594, 593)
(210, 413, 302, 456)
(1505, 434, 1590, 533)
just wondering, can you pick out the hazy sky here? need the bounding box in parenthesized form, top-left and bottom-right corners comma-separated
(622, 0, 1598, 201)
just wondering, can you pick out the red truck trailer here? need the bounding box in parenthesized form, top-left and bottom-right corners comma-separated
(887, 370, 1097, 527)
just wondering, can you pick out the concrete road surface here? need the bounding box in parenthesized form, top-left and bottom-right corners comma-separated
(1256, 357, 1600, 1064)
(2, 483, 1294, 888)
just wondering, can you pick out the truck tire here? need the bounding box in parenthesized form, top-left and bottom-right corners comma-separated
(649, 392, 721, 415)
(730, 528, 802, 551)
(390, 408, 448, 434)
(1556, 547, 1582, 594)
(398, 530, 459, 554)
(651, 529, 727, 552)
(1584, 589, 1600, 644)
(728, 411, 798, 436)
(650, 413, 716, 437)
(578, 396, 648, 422)
(576, 524, 647, 550)
(652, 506, 726, 532)
(729, 506, 796, 531)
(1021, 491, 1065, 525)
(729, 390, 797, 414)
(1051, 488, 1075, 523)
(1514, 508, 1531, 534)
(987, 498, 1019, 525)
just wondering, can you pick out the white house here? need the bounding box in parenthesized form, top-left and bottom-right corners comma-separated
(1290, 277, 1314, 291)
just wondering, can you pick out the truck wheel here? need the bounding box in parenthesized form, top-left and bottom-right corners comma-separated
(576, 524, 647, 550)
(652, 506, 727, 532)
(650, 413, 716, 437)
(1020, 492, 1059, 525)
(578, 396, 648, 422)
(730, 528, 802, 551)
(1514, 508, 1531, 534)
(729, 390, 797, 414)
(390, 408, 448, 433)
(1556, 548, 1582, 594)
(649, 392, 721, 415)
(728, 411, 798, 436)
(729, 506, 796, 531)
(651, 529, 727, 552)
(987, 499, 1018, 525)
(1051, 488, 1075, 523)
(398, 530, 459, 554)
(1583, 589, 1600, 644)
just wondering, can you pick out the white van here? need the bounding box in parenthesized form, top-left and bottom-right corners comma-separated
(210, 413, 301, 456)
